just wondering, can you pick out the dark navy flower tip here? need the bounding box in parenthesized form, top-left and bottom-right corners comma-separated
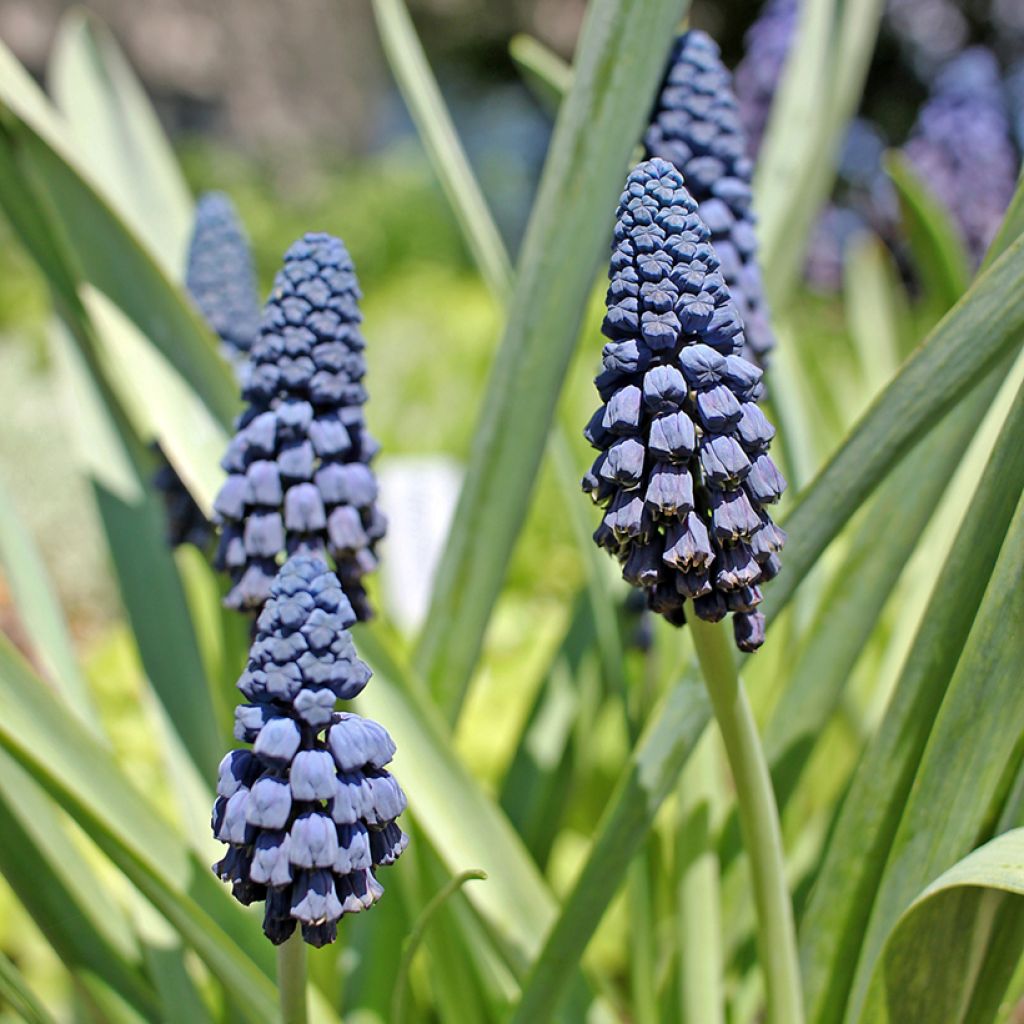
(212, 554, 407, 946)
(213, 233, 385, 619)
(645, 29, 775, 366)
(583, 158, 786, 651)
(904, 47, 1019, 267)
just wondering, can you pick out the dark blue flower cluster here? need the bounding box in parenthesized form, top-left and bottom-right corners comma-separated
(213, 233, 385, 619)
(904, 47, 1020, 266)
(186, 192, 262, 375)
(733, 0, 797, 158)
(154, 193, 262, 550)
(213, 555, 407, 947)
(583, 159, 786, 652)
(644, 30, 774, 367)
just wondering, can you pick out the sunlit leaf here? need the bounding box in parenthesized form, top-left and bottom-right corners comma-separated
(857, 831, 1024, 1024)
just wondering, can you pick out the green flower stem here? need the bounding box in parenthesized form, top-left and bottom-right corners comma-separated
(277, 931, 308, 1024)
(689, 617, 804, 1024)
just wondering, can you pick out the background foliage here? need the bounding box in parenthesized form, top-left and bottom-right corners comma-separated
(0, 1, 1023, 1022)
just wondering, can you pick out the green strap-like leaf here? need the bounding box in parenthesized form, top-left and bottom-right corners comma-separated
(764, 229, 1024, 624)
(0, 635, 280, 1022)
(0, 951, 61, 1024)
(0, 41, 236, 426)
(0, 751, 158, 1019)
(840, 451, 1024, 1021)
(761, 361, 1002, 815)
(843, 234, 907, 390)
(48, 10, 193, 275)
(856, 831, 1024, 1024)
(414, 0, 691, 719)
(885, 151, 971, 311)
(798, 376, 1024, 1015)
(508, 34, 572, 114)
(84, 287, 228, 515)
(499, 592, 601, 868)
(757, 0, 886, 307)
(0, 473, 96, 725)
(507, 674, 711, 1023)
(371, 0, 512, 302)
(983, 170, 1024, 271)
(353, 626, 557, 971)
(55, 324, 225, 779)
(798, 186, 1024, 1024)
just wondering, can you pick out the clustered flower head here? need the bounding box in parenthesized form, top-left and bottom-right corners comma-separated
(212, 555, 407, 947)
(213, 232, 386, 619)
(583, 158, 786, 652)
(733, 0, 797, 157)
(644, 30, 774, 367)
(155, 192, 262, 550)
(186, 191, 262, 375)
(904, 47, 1020, 267)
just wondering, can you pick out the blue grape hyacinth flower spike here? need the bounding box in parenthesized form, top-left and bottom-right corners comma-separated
(187, 191, 262, 374)
(904, 47, 1020, 267)
(583, 158, 786, 653)
(155, 191, 262, 550)
(213, 232, 386, 619)
(212, 555, 408, 947)
(644, 29, 775, 367)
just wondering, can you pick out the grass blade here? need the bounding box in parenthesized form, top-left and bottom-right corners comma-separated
(799, 365, 1024, 1024)
(414, 0, 691, 719)
(856, 831, 1024, 1024)
(0, 952, 60, 1024)
(508, 672, 711, 1023)
(885, 152, 970, 311)
(0, 751, 158, 1019)
(0, 48, 236, 426)
(841, 460, 1024, 1020)
(0, 635, 280, 1022)
(354, 625, 557, 970)
(370, 0, 512, 301)
(764, 230, 1024, 624)
(761, 364, 1000, 810)
(47, 9, 193, 273)
(55, 323, 225, 779)
(0, 473, 95, 724)
(508, 35, 571, 113)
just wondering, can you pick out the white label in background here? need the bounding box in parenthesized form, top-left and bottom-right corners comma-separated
(376, 455, 463, 634)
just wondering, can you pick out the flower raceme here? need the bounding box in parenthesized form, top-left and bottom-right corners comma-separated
(644, 30, 775, 367)
(212, 555, 407, 947)
(213, 233, 386, 619)
(733, 0, 797, 158)
(904, 47, 1020, 267)
(583, 159, 786, 653)
(155, 192, 262, 550)
(187, 192, 263, 375)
